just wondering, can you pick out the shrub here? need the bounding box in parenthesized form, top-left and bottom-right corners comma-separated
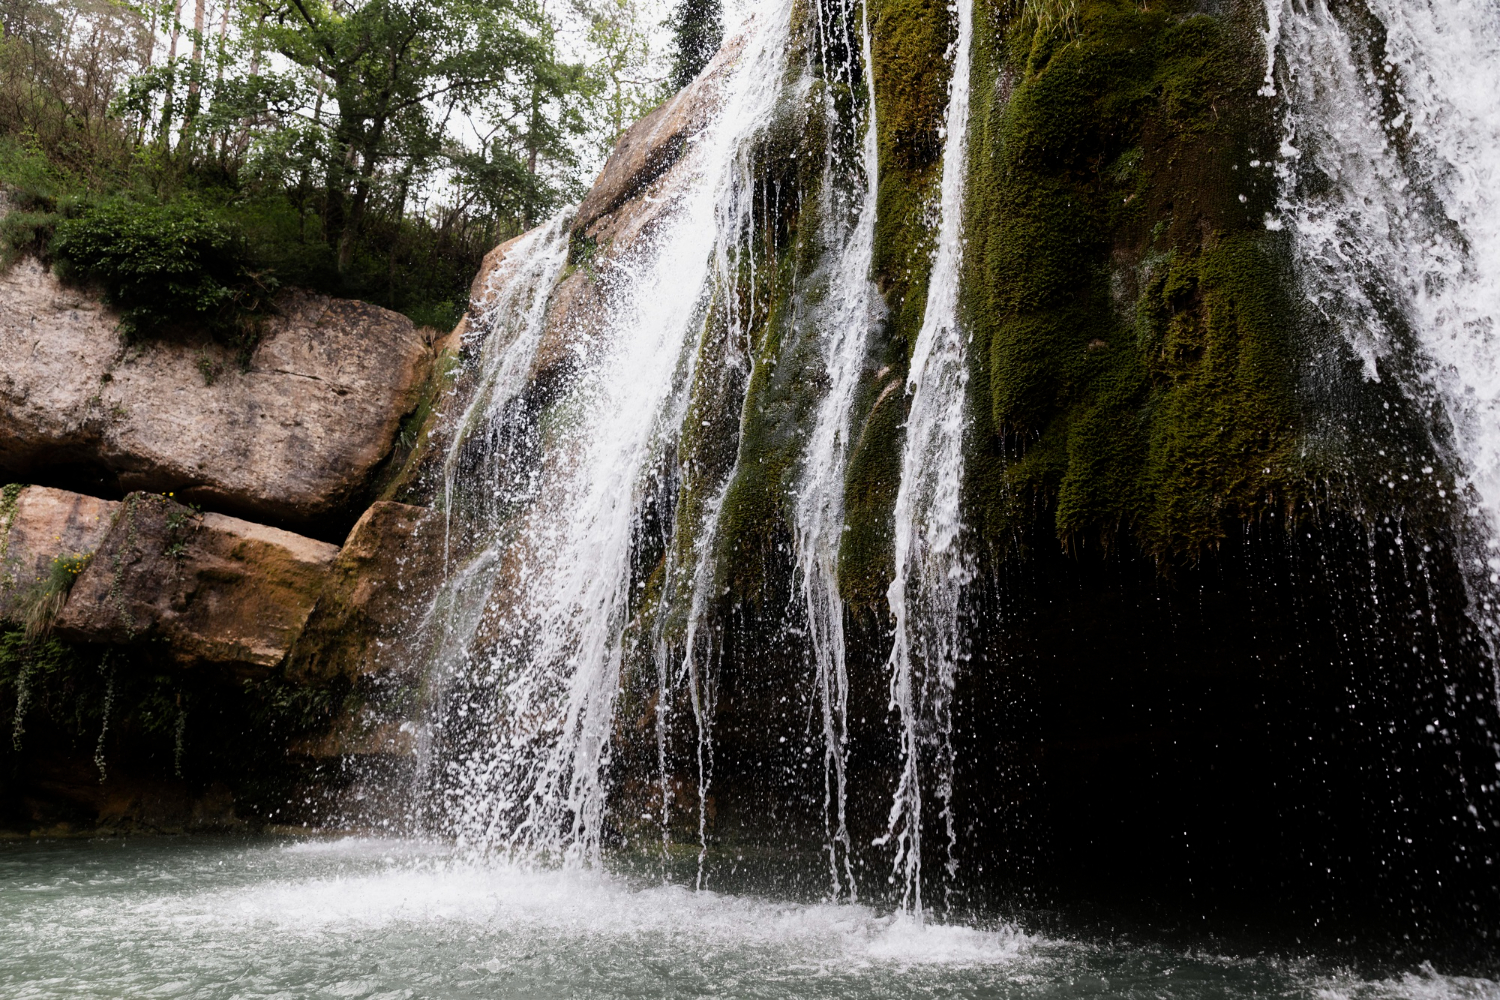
(50, 199, 277, 351)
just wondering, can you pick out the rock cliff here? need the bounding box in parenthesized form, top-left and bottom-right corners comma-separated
(386, 0, 1500, 938)
(0, 247, 445, 833)
(0, 260, 434, 533)
(1, 0, 1494, 945)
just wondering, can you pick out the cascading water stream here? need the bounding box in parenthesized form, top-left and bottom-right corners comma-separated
(431, 213, 572, 619)
(1264, 0, 1500, 634)
(420, 6, 793, 864)
(879, 0, 976, 918)
(792, 0, 881, 902)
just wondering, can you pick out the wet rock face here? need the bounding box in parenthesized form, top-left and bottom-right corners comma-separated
(0, 484, 437, 834)
(286, 499, 444, 686)
(572, 30, 747, 236)
(0, 264, 430, 531)
(54, 492, 338, 670)
(447, 31, 747, 424)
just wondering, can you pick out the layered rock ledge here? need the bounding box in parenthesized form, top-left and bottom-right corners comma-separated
(0, 261, 433, 531)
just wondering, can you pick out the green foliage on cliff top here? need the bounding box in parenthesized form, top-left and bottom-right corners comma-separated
(0, 0, 635, 337)
(51, 198, 275, 348)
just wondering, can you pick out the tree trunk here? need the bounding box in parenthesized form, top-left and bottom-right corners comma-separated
(523, 83, 542, 229)
(324, 113, 362, 261)
(337, 170, 371, 275)
(157, 0, 183, 148)
(387, 163, 414, 303)
(293, 69, 323, 235)
(177, 0, 206, 159)
(215, 0, 231, 162)
(334, 106, 389, 274)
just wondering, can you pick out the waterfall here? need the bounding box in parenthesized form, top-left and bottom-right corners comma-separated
(792, 0, 881, 902)
(1265, 0, 1500, 627)
(420, 5, 792, 863)
(878, 0, 976, 917)
(439, 214, 573, 568)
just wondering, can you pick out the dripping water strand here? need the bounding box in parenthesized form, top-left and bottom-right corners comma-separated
(1262, 0, 1500, 667)
(423, 4, 794, 866)
(877, 0, 975, 920)
(651, 14, 795, 888)
(408, 217, 571, 840)
(794, 0, 881, 902)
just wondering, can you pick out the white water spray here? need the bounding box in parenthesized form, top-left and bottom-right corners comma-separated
(1264, 0, 1500, 610)
(878, 0, 976, 917)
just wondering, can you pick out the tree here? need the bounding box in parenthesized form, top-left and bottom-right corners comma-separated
(0, 0, 602, 329)
(668, 0, 719, 90)
(244, 0, 587, 270)
(569, 0, 665, 154)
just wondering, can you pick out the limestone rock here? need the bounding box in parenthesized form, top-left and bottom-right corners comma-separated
(0, 259, 121, 468)
(573, 30, 747, 234)
(0, 263, 431, 529)
(286, 500, 444, 684)
(0, 485, 118, 625)
(292, 717, 418, 759)
(54, 492, 338, 669)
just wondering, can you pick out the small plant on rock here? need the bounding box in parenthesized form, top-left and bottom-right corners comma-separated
(22, 552, 92, 640)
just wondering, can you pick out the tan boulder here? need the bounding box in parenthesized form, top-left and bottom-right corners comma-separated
(285, 500, 445, 684)
(54, 491, 338, 670)
(0, 264, 431, 528)
(0, 485, 118, 625)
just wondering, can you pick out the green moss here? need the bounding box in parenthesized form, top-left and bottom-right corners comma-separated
(869, 0, 952, 177)
(376, 343, 465, 506)
(0, 484, 26, 601)
(963, 0, 1301, 560)
(706, 214, 824, 600)
(837, 359, 906, 605)
(19, 551, 92, 640)
(670, 28, 832, 608)
(830, 0, 963, 608)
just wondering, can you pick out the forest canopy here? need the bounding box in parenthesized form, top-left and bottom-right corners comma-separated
(0, 0, 686, 331)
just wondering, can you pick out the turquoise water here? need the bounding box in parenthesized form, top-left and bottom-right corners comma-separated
(0, 837, 1493, 1000)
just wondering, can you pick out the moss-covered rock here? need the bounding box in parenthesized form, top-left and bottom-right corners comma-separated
(0, 485, 114, 629)
(285, 501, 444, 685)
(962, 0, 1304, 560)
(836, 0, 957, 607)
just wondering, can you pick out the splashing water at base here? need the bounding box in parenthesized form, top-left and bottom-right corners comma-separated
(2, 836, 1481, 1000)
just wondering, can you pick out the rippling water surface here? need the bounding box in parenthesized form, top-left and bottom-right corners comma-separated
(0, 837, 1493, 1000)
